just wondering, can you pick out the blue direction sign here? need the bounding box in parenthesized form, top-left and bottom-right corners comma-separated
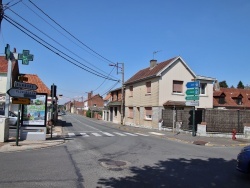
(7, 88, 36, 99)
(186, 88, 199, 95)
(186, 81, 200, 88)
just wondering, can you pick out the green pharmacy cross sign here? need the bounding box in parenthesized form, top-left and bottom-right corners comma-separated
(18, 50, 34, 65)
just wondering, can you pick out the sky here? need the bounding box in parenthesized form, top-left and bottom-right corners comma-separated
(1, 0, 250, 105)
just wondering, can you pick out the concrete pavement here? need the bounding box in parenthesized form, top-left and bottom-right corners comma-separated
(0, 118, 249, 153)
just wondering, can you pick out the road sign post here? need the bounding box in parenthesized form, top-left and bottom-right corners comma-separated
(185, 81, 200, 137)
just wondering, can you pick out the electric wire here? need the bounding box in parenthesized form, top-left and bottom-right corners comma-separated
(3, 0, 21, 11)
(4, 14, 118, 81)
(20, 1, 111, 67)
(8, 7, 118, 80)
(27, 0, 114, 65)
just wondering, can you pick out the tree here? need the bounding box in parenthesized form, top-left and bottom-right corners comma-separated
(237, 81, 244, 89)
(219, 80, 228, 88)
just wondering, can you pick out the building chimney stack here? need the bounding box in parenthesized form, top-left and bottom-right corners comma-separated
(150, 59, 157, 68)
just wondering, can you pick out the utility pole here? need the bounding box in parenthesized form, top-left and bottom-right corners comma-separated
(109, 63, 124, 125)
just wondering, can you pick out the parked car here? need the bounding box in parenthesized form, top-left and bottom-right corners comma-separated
(0, 110, 18, 129)
(237, 145, 250, 173)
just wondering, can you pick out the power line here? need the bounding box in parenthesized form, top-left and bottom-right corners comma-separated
(27, 0, 114, 65)
(20, 1, 110, 66)
(4, 14, 119, 81)
(7, 7, 118, 80)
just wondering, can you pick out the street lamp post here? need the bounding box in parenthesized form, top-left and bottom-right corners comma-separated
(109, 63, 124, 125)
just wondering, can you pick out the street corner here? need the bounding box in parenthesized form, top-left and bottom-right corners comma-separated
(0, 138, 65, 153)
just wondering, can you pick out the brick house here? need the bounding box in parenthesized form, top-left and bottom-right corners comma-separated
(82, 91, 104, 117)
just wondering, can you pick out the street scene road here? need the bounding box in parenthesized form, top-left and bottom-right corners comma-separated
(0, 113, 250, 188)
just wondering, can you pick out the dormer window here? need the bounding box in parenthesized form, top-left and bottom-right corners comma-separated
(237, 98, 242, 105)
(218, 93, 226, 104)
(233, 94, 243, 105)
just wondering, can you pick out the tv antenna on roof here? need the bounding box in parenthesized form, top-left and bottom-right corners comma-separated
(153, 50, 161, 59)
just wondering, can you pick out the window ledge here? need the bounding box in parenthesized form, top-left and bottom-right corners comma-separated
(145, 93, 151, 96)
(172, 93, 184, 96)
(144, 118, 152, 121)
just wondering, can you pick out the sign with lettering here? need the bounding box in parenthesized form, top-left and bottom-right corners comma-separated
(14, 81, 38, 90)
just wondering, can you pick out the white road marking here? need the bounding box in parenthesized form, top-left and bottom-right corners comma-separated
(135, 133, 149, 136)
(124, 132, 138, 136)
(80, 133, 89, 137)
(113, 132, 127, 136)
(91, 133, 102, 136)
(149, 132, 165, 136)
(68, 133, 75, 137)
(102, 132, 115, 136)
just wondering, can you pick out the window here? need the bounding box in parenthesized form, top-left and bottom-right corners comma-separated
(128, 107, 133, 118)
(219, 96, 225, 104)
(173, 80, 183, 93)
(233, 95, 243, 105)
(145, 107, 152, 120)
(146, 81, 151, 94)
(200, 83, 207, 95)
(237, 98, 242, 105)
(93, 104, 97, 107)
(129, 86, 133, 97)
(114, 107, 117, 116)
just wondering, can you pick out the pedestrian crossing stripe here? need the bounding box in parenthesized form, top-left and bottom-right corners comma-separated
(68, 133, 75, 136)
(102, 132, 115, 136)
(80, 133, 89, 137)
(113, 132, 126, 136)
(64, 132, 150, 137)
(123, 132, 138, 136)
(91, 133, 102, 136)
(135, 133, 149, 136)
(149, 132, 165, 136)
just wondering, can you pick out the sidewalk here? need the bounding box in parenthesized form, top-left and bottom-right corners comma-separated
(100, 120, 250, 147)
(0, 123, 65, 153)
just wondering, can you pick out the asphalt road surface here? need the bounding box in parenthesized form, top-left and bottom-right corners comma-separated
(1, 113, 250, 188)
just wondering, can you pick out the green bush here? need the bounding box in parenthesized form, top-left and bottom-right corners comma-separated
(86, 110, 91, 118)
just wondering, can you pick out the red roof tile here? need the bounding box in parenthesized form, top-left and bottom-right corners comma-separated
(0, 56, 18, 73)
(22, 74, 50, 95)
(125, 57, 177, 84)
(213, 88, 250, 108)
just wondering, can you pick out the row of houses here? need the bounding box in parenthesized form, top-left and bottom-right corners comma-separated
(102, 56, 250, 132)
(2, 53, 250, 133)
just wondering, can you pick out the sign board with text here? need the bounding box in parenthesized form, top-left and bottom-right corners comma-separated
(7, 88, 36, 99)
(185, 100, 199, 106)
(14, 81, 38, 90)
(12, 98, 31, 105)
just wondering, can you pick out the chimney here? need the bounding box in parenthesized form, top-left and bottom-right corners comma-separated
(150, 59, 157, 68)
(88, 91, 93, 100)
(214, 80, 220, 91)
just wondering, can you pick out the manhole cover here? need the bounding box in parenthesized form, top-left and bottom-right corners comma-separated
(99, 158, 130, 170)
(193, 140, 208, 145)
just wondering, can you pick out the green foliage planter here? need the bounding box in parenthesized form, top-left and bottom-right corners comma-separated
(86, 110, 91, 118)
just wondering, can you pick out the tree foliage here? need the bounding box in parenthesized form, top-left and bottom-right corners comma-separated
(219, 80, 228, 88)
(237, 81, 244, 89)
